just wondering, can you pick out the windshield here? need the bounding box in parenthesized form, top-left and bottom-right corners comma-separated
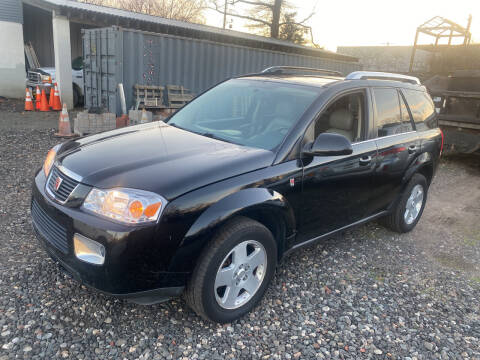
(167, 79, 320, 150)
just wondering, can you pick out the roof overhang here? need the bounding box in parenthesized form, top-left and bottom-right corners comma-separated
(22, 0, 358, 62)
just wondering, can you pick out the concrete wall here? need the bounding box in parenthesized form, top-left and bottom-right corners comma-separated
(52, 12, 74, 108)
(0, 21, 26, 98)
(338, 46, 431, 73)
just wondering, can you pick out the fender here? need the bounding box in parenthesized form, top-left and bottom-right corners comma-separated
(403, 151, 433, 186)
(184, 187, 296, 242)
(166, 187, 296, 272)
(386, 151, 434, 212)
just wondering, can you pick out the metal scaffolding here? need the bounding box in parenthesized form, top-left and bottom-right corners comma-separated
(409, 15, 472, 72)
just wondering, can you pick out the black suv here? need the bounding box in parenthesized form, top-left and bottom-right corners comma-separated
(31, 68, 443, 323)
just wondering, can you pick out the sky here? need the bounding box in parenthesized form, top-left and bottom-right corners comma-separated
(204, 0, 480, 51)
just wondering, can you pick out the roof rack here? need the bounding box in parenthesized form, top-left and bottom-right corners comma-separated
(261, 66, 343, 77)
(345, 71, 421, 85)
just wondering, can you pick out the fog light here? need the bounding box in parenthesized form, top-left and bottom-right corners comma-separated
(74, 233, 105, 265)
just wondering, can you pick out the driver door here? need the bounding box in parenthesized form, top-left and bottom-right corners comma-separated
(296, 90, 378, 244)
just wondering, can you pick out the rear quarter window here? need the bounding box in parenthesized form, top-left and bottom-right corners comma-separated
(402, 89, 437, 130)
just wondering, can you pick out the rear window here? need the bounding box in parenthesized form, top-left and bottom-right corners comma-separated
(402, 89, 437, 130)
(373, 88, 413, 137)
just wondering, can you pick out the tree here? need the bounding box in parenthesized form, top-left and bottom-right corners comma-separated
(80, 0, 207, 24)
(209, 0, 316, 44)
(279, 12, 308, 45)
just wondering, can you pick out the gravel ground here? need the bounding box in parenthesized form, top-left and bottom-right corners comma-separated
(1, 104, 479, 359)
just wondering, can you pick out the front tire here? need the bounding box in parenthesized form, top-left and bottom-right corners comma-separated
(185, 217, 277, 323)
(381, 173, 428, 233)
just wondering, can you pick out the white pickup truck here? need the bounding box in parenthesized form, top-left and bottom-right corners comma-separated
(26, 56, 84, 107)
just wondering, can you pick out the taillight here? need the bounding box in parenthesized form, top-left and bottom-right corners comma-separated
(439, 129, 444, 156)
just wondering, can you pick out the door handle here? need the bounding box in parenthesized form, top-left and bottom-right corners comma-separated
(408, 145, 418, 154)
(359, 156, 372, 165)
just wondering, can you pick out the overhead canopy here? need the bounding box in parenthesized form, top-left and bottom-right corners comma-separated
(23, 0, 358, 62)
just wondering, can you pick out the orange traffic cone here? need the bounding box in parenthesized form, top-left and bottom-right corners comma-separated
(39, 89, 50, 112)
(35, 86, 41, 110)
(24, 88, 34, 111)
(51, 83, 62, 111)
(55, 103, 75, 137)
(48, 86, 54, 109)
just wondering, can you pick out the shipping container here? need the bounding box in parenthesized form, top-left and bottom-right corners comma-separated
(83, 26, 361, 114)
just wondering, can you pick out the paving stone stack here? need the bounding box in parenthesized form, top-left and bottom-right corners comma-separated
(74, 111, 116, 136)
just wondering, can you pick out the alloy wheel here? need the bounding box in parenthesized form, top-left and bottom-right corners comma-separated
(214, 240, 267, 310)
(404, 184, 424, 225)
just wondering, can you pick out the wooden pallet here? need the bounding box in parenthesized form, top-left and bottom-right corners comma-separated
(134, 84, 166, 110)
(166, 85, 195, 109)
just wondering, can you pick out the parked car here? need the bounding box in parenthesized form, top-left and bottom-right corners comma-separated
(31, 68, 443, 323)
(26, 56, 84, 107)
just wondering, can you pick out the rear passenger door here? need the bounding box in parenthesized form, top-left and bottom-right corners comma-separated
(369, 87, 420, 214)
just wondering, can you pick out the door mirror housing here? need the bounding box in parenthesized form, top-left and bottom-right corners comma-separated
(303, 132, 353, 156)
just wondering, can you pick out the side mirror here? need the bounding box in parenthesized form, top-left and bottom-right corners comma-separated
(303, 132, 353, 156)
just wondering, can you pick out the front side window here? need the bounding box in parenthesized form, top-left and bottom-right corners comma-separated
(402, 89, 437, 130)
(167, 79, 320, 151)
(373, 88, 413, 137)
(314, 92, 365, 143)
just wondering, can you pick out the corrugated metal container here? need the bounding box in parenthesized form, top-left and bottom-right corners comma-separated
(0, 0, 23, 24)
(83, 26, 361, 114)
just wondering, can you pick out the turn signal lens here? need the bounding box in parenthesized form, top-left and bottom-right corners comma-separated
(144, 202, 161, 218)
(43, 144, 61, 177)
(82, 188, 165, 225)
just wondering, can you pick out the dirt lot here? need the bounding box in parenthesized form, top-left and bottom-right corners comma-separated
(0, 98, 479, 359)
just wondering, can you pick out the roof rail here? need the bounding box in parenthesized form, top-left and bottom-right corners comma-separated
(262, 66, 343, 77)
(345, 71, 421, 85)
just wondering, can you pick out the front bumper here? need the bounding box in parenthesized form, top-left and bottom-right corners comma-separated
(26, 80, 52, 92)
(31, 169, 188, 303)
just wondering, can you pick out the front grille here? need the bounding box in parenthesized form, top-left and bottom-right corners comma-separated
(47, 167, 79, 202)
(31, 199, 69, 254)
(27, 71, 41, 82)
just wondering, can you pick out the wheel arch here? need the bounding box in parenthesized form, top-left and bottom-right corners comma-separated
(417, 161, 434, 186)
(181, 188, 296, 265)
(403, 151, 435, 187)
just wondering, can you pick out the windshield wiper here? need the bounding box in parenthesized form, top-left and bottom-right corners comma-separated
(200, 132, 216, 138)
(168, 124, 237, 145)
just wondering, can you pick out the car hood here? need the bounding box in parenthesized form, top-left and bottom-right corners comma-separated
(37, 67, 56, 77)
(57, 122, 275, 200)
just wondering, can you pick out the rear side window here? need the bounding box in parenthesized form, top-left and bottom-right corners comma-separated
(403, 89, 437, 130)
(372, 88, 413, 137)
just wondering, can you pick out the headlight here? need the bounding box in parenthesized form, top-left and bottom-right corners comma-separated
(41, 74, 52, 83)
(43, 144, 61, 177)
(82, 188, 165, 225)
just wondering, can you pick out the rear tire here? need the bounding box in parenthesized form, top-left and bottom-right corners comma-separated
(185, 217, 277, 323)
(381, 173, 428, 233)
(73, 85, 83, 107)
